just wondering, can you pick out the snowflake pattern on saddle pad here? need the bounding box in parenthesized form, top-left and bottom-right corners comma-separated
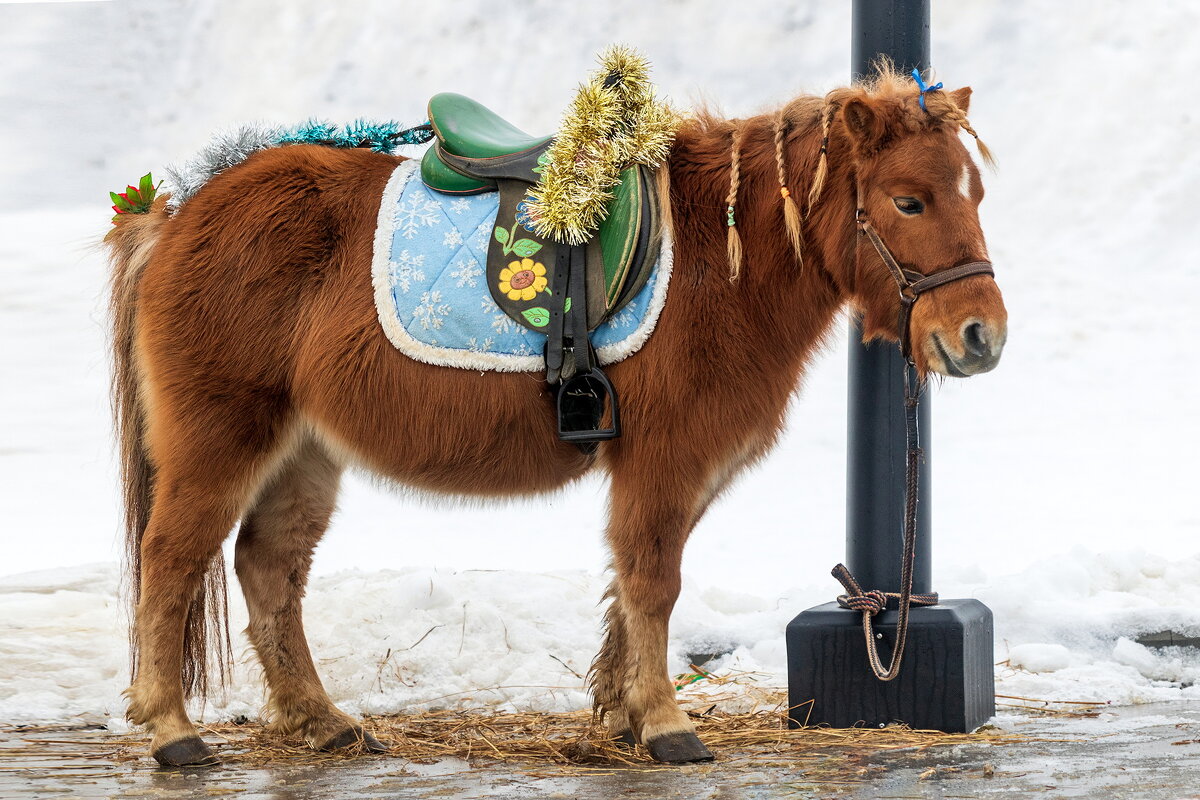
(370, 160, 672, 373)
(394, 194, 440, 239)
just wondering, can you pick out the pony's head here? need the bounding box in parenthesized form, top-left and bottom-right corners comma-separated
(817, 73, 1007, 378)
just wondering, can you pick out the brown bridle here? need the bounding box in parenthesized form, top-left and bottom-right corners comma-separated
(854, 197, 995, 362)
(832, 190, 996, 681)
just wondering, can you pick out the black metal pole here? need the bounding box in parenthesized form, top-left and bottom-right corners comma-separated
(846, 0, 931, 596)
(786, 0, 995, 733)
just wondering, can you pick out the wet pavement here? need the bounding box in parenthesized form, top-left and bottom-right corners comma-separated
(5, 703, 1200, 799)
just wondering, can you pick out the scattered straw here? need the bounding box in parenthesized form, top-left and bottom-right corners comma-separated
(4, 681, 1094, 779)
(994, 694, 1109, 718)
(2, 699, 1035, 779)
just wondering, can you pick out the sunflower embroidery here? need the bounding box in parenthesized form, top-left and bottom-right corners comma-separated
(498, 258, 548, 301)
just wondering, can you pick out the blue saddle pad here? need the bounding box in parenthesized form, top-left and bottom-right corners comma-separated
(371, 160, 672, 372)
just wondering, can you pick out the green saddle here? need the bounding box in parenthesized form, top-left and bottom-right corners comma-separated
(421, 93, 551, 194)
(420, 93, 659, 326)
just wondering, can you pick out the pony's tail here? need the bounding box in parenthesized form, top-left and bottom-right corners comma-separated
(105, 196, 231, 700)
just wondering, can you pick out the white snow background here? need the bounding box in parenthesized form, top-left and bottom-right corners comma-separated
(1, 0, 1198, 729)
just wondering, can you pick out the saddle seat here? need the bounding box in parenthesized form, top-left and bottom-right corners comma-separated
(422, 93, 550, 195)
(429, 93, 551, 160)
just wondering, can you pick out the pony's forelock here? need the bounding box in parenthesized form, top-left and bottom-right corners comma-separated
(851, 64, 994, 168)
(798, 65, 994, 212)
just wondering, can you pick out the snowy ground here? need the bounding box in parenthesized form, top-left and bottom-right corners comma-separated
(4, 553, 1199, 729)
(1, 1, 1199, 728)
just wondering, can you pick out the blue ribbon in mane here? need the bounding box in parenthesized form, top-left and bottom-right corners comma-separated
(911, 68, 943, 112)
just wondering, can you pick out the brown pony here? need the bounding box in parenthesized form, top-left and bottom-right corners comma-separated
(105, 70, 1006, 767)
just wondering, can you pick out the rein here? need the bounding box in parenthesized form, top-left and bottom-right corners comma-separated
(831, 187, 994, 681)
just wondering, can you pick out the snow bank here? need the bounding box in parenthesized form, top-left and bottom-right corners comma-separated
(961, 550, 1200, 705)
(3, 550, 1197, 729)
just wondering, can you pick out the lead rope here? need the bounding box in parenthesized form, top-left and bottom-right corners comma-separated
(830, 183, 938, 681)
(834, 187, 992, 680)
(830, 354, 937, 680)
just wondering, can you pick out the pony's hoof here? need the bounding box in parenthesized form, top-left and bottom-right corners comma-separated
(152, 736, 219, 768)
(612, 729, 638, 749)
(646, 731, 714, 763)
(318, 726, 389, 754)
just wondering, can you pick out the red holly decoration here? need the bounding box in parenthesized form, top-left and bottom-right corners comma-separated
(110, 173, 159, 224)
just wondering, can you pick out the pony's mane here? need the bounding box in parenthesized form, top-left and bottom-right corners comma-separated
(684, 67, 987, 150)
(677, 66, 991, 280)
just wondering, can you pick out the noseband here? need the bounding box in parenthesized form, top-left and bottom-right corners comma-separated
(833, 189, 996, 682)
(854, 200, 995, 363)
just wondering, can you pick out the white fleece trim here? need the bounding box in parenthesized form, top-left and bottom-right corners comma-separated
(371, 160, 673, 373)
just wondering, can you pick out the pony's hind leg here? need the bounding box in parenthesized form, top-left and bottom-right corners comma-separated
(591, 469, 714, 764)
(125, 404, 292, 767)
(125, 482, 238, 767)
(233, 435, 386, 753)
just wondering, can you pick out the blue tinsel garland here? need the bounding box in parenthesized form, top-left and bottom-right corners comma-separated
(274, 119, 433, 154)
(166, 119, 437, 209)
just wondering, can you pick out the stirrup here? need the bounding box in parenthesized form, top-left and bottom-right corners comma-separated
(556, 367, 621, 443)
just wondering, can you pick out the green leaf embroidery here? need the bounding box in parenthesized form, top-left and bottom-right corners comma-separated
(564, 297, 572, 313)
(511, 238, 542, 257)
(521, 307, 551, 327)
(494, 226, 510, 245)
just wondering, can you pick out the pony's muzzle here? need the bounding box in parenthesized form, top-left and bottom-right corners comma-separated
(937, 318, 1006, 376)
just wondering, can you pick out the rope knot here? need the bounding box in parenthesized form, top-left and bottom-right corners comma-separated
(832, 564, 887, 615)
(843, 589, 889, 615)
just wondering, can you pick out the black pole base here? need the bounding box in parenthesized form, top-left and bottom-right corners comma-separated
(785, 600, 995, 733)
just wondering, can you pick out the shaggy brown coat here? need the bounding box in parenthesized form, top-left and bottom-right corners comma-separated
(105, 72, 1006, 766)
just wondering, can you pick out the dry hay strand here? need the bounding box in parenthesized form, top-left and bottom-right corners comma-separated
(5, 679, 1080, 778)
(994, 693, 1110, 718)
(73, 691, 1033, 777)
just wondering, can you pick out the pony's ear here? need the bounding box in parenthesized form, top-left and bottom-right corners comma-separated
(841, 97, 886, 150)
(950, 87, 972, 114)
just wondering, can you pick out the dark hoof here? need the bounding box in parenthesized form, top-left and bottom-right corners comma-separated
(152, 736, 219, 768)
(320, 726, 389, 754)
(612, 729, 638, 748)
(646, 731, 714, 763)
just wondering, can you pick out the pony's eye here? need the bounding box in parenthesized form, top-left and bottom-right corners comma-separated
(893, 197, 924, 215)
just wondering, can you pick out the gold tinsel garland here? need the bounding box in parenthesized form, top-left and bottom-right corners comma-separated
(524, 46, 680, 246)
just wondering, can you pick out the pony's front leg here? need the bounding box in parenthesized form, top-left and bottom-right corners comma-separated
(591, 469, 714, 763)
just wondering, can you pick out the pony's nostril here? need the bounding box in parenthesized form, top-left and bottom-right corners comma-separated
(962, 322, 989, 358)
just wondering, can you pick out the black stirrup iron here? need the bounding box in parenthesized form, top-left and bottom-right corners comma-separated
(556, 367, 621, 443)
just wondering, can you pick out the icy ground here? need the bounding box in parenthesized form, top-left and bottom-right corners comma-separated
(2, 0, 1199, 726)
